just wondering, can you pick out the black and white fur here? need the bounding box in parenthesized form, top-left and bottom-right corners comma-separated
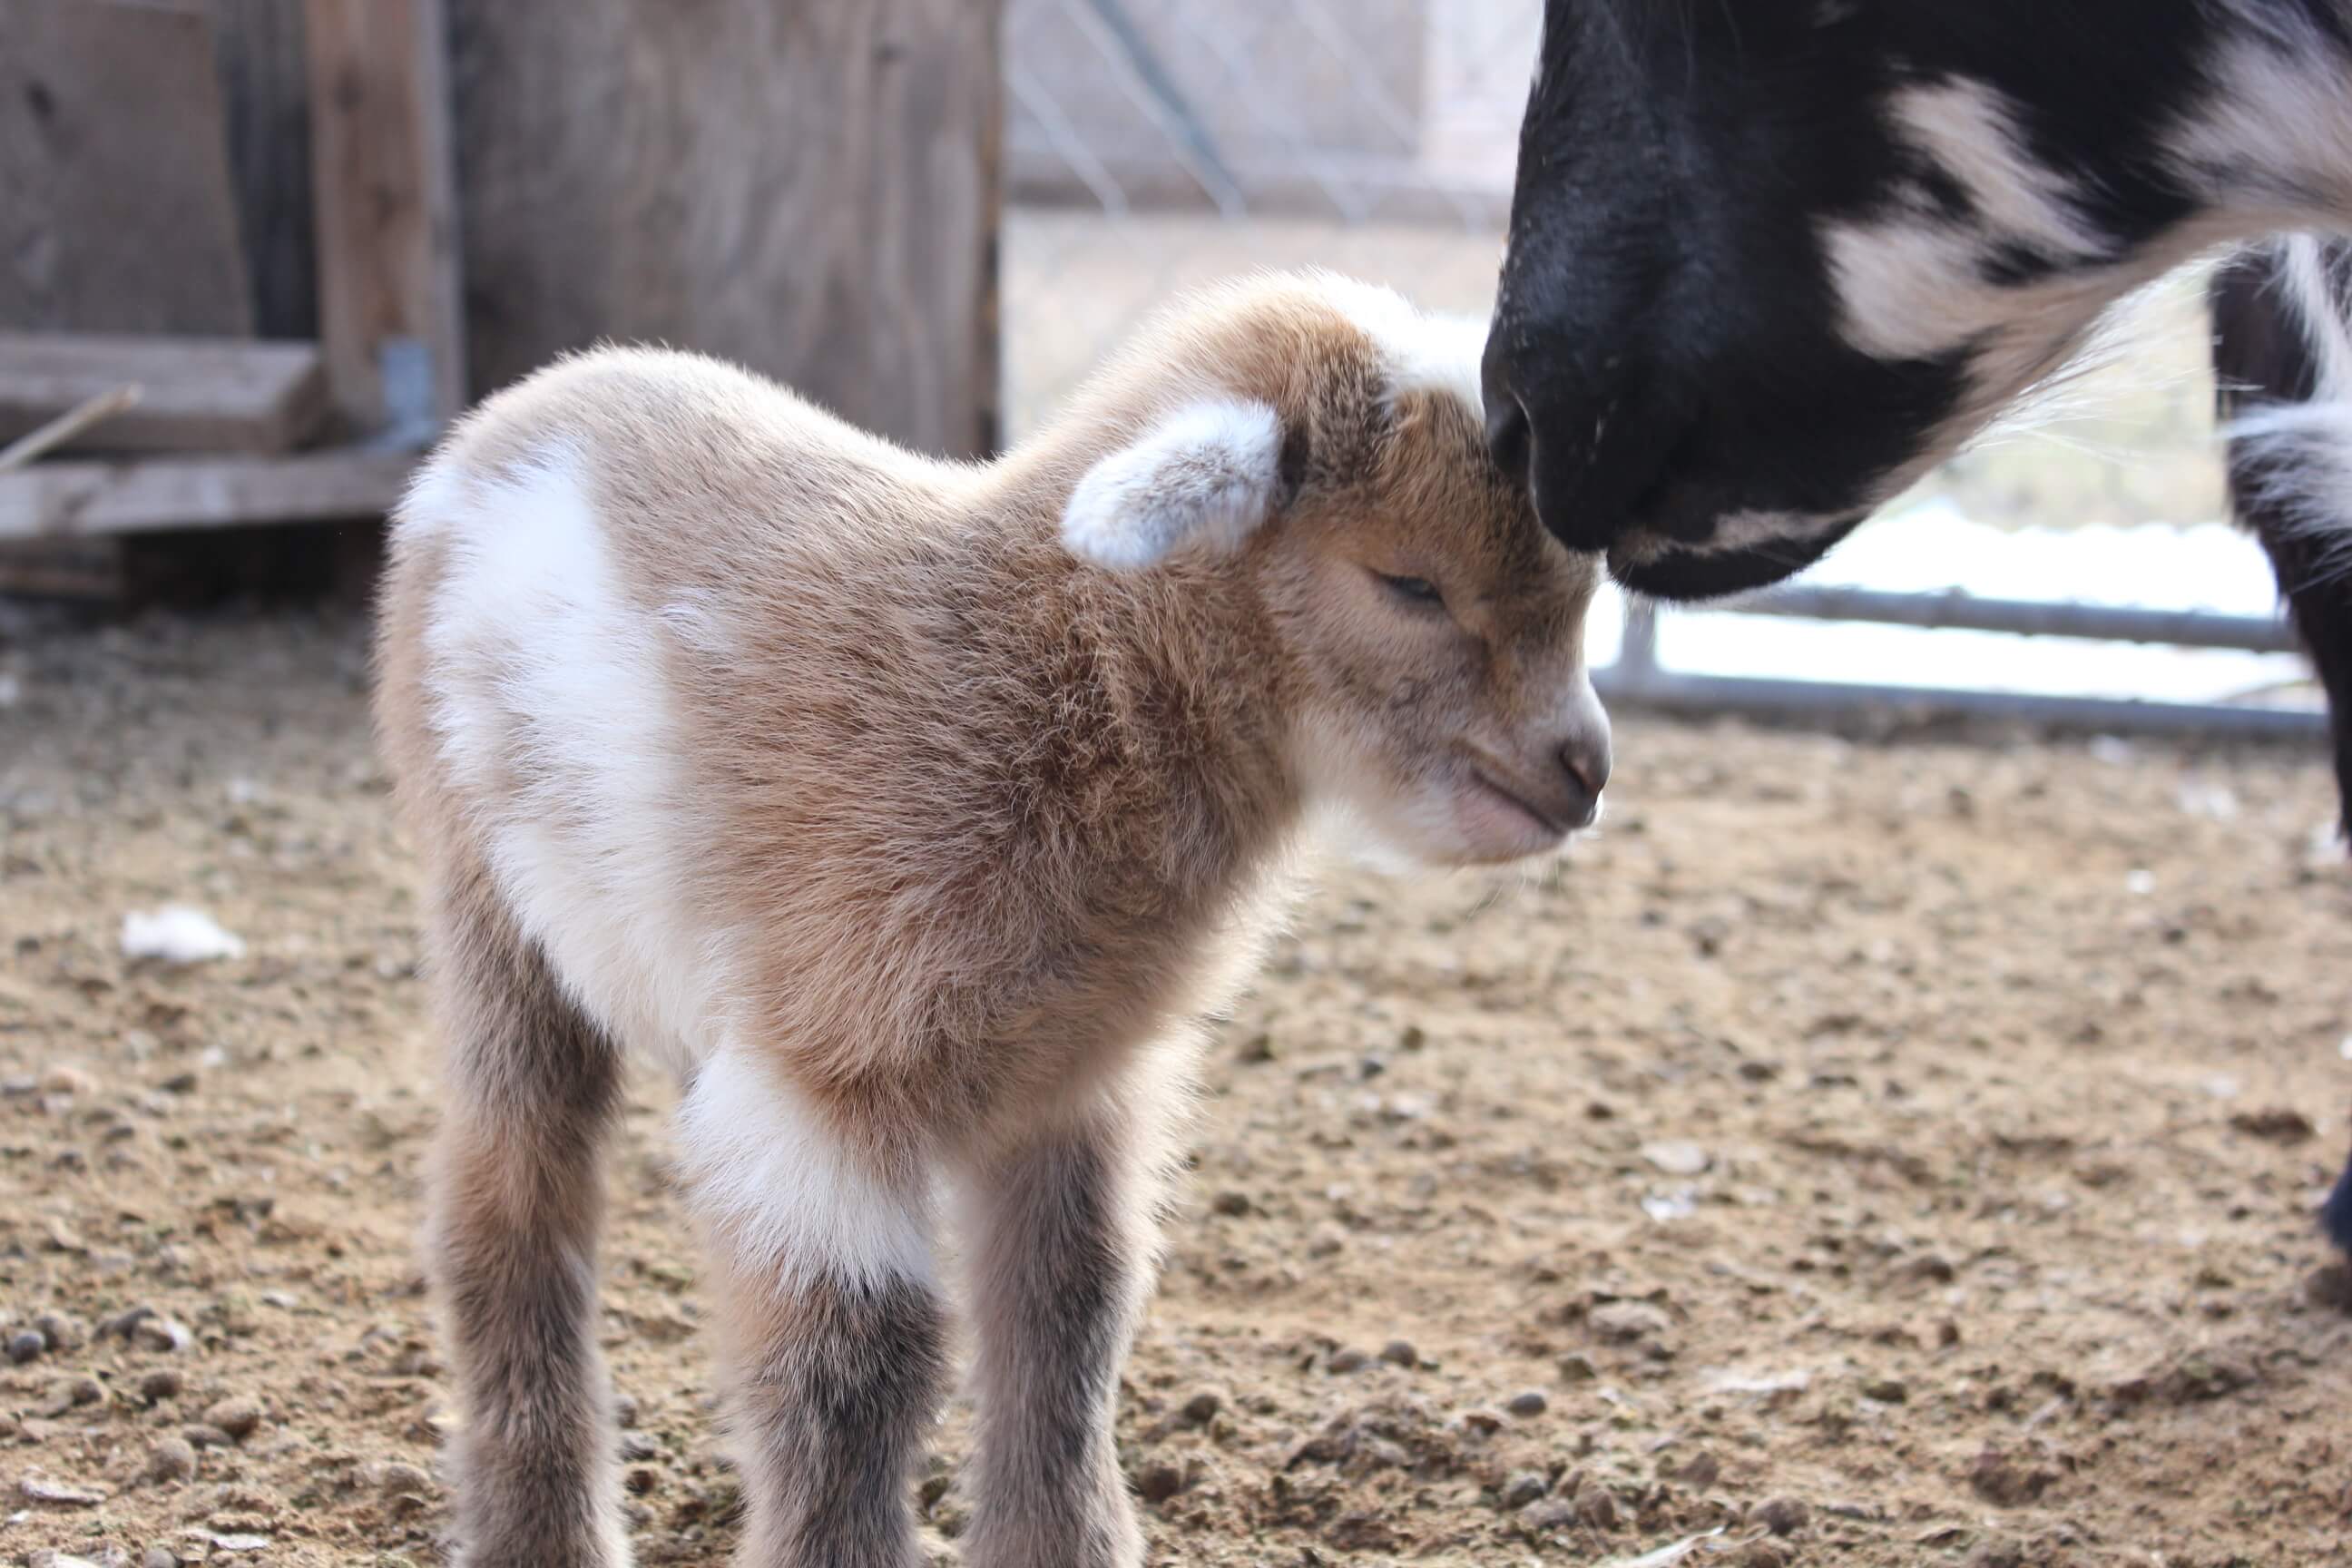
(1485, 0, 2352, 1250)
(2213, 239, 2352, 1246)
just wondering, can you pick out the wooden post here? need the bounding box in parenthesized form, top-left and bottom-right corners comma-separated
(448, 0, 1003, 458)
(303, 0, 466, 441)
(211, 0, 319, 339)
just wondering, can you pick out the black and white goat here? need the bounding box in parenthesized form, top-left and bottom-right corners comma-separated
(1483, 0, 2352, 1250)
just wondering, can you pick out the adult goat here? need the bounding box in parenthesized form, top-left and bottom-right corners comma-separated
(1484, 0, 2352, 1250)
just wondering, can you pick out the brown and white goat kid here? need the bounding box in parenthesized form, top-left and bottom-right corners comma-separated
(374, 271, 1611, 1568)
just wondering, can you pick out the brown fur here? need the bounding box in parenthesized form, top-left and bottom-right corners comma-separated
(419, 851, 630, 1568)
(375, 271, 1605, 1566)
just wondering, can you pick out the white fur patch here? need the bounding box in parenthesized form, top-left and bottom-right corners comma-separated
(674, 1048, 936, 1290)
(1316, 272, 1490, 418)
(411, 449, 734, 1076)
(2171, 9, 2352, 221)
(2222, 237, 2352, 586)
(1823, 77, 2108, 366)
(1062, 399, 1282, 571)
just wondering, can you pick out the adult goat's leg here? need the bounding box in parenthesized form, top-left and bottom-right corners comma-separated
(2214, 239, 2352, 1254)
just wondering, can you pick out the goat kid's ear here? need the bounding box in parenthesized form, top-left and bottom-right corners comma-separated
(1061, 399, 1288, 571)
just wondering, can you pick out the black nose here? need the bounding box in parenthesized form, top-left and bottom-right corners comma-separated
(1485, 387, 1530, 479)
(1557, 736, 1612, 828)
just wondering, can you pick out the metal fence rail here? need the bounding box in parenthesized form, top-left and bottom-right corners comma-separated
(1600, 603, 2325, 738)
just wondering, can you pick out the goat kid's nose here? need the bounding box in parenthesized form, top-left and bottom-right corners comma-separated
(1556, 733, 1612, 828)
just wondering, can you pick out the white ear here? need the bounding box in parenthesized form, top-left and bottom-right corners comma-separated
(1060, 399, 1284, 571)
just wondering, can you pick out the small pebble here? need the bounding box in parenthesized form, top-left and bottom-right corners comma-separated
(1518, 1496, 1580, 1533)
(144, 1551, 177, 1568)
(148, 1436, 199, 1483)
(1504, 1389, 1548, 1416)
(101, 1305, 154, 1340)
(1757, 1496, 1810, 1536)
(1377, 1339, 1417, 1369)
(1673, 1451, 1721, 1491)
(1641, 1140, 1711, 1176)
(9, 1329, 45, 1364)
(138, 1367, 184, 1404)
(1863, 1376, 1908, 1404)
(1177, 1389, 1223, 1426)
(1134, 1460, 1186, 1504)
(204, 1395, 263, 1440)
(1327, 1347, 1371, 1374)
(1558, 1352, 1599, 1383)
(1589, 1301, 1671, 1344)
(620, 1428, 662, 1461)
(132, 1316, 193, 1354)
(32, 1311, 87, 1353)
(1502, 1470, 1550, 1509)
(40, 1063, 95, 1096)
(181, 1423, 234, 1450)
(377, 1460, 434, 1494)
(1210, 1191, 1251, 1217)
(1575, 1489, 1620, 1530)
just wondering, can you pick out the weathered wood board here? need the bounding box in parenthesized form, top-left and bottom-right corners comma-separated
(0, 0, 255, 335)
(0, 334, 328, 455)
(448, 0, 1003, 456)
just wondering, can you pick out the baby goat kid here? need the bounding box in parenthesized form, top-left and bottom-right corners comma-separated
(375, 271, 1610, 1568)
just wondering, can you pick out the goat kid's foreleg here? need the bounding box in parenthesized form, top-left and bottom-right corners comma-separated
(677, 1052, 946, 1568)
(955, 1055, 1185, 1568)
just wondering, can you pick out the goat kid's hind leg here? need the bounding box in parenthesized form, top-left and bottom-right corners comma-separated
(956, 1055, 1184, 1568)
(676, 1052, 947, 1568)
(426, 864, 630, 1567)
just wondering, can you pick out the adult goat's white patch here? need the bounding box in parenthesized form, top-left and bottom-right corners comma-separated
(1824, 77, 2109, 366)
(2171, 7, 2352, 220)
(674, 1048, 936, 1291)
(1062, 399, 1281, 571)
(2223, 237, 2352, 588)
(411, 449, 735, 1075)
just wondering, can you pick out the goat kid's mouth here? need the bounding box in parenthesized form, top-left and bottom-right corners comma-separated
(1459, 755, 1576, 843)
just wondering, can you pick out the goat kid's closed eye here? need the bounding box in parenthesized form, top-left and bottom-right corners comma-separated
(1375, 570, 1446, 610)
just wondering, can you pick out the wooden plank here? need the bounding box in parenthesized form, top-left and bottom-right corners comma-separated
(303, 0, 466, 435)
(0, 335, 327, 455)
(0, 0, 254, 335)
(447, 0, 1003, 456)
(0, 450, 416, 539)
(0, 539, 122, 600)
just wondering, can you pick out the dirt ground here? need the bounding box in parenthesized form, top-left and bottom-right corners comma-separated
(3, 606, 2349, 1568)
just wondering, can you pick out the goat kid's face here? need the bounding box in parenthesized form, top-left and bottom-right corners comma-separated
(1063, 379, 1611, 868)
(1486, 0, 2315, 599)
